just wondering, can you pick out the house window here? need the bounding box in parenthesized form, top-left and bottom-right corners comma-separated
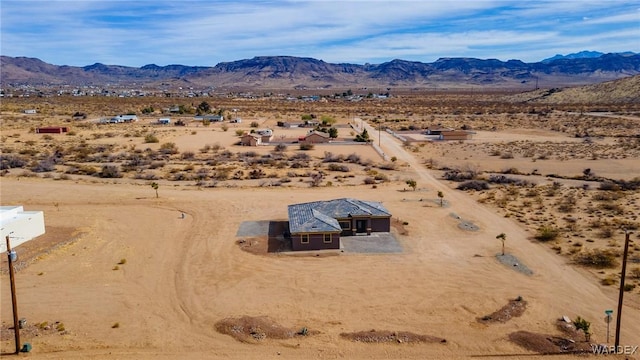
(339, 221, 351, 230)
(323, 234, 332, 243)
(301, 234, 309, 244)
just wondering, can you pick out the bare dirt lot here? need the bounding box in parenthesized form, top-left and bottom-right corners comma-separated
(1, 93, 640, 359)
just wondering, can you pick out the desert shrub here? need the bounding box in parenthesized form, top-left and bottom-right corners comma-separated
(159, 142, 179, 155)
(148, 161, 166, 169)
(630, 267, 640, 280)
(250, 121, 259, 128)
(378, 162, 397, 170)
(500, 152, 514, 159)
(0, 154, 28, 169)
(288, 152, 309, 161)
(488, 175, 530, 186)
(181, 151, 195, 160)
(597, 228, 614, 238)
(97, 165, 122, 178)
(65, 164, 98, 175)
(601, 276, 617, 286)
(328, 163, 350, 172)
(144, 133, 159, 143)
(534, 226, 559, 242)
(248, 168, 266, 179)
(299, 143, 314, 150)
(323, 152, 343, 163)
(32, 158, 56, 172)
(363, 177, 376, 185)
(573, 249, 619, 268)
(374, 173, 389, 182)
(616, 178, 640, 191)
(599, 202, 624, 214)
(346, 153, 361, 163)
(599, 182, 620, 191)
(274, 143, 287, 152)
(443, 169, 476, 182)
(623, 284, 636, 292)
(502, 167, 521, 175)
(457, 180, 489, 191)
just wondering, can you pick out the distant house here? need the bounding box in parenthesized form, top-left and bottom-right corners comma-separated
(438, 130, 473, 141)
(240, 133, 262, 146)
(110, 114, 138, 123)
(424, 126, 453, 135)
(157, 118, 171, 125)
(23, 109, 37, 114)
(302, 130, 331, 144)
(280, 121, 303, 128)
(194, 115, 223, 122)
(287, 198, 391, 251)
(255, 129, 273, 143)
(36, 126, 68, 134)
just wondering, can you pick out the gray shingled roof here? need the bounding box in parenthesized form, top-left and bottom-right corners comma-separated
(288, 198, 391, 234)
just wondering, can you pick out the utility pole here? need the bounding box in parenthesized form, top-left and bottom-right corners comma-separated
(6, 235, 22, 354)
(614, 230, 632, 351)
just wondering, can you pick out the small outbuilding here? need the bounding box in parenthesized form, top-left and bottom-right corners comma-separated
(0, 206, 45, 252)
(36, 126, 68, 134)
(439, 130, 473, 141)
(240, 133, 262, 146)
(302, 130, 331, 144)
(158, 118, 171, 125)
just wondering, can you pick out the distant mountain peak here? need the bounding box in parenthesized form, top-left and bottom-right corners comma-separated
(542, 50, 638, 63)
(1, 53, 639, 89)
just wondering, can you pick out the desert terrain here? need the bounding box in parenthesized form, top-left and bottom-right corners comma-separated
(1, 90, 639, 359)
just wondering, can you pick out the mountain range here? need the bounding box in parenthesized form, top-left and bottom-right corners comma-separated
(1, 52, 639, 89)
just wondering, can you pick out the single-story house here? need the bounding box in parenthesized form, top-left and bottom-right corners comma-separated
(255, 129, 273, 143)
(424, 126, 453, 135)
(302, 130, 331, 144)
(194, 115, 224, 122)
(110, 114, 138, 123)
(439, 130, 473, 141)
(36, 126, 68, 134)
(280, 121, 303, 128)
(240, 133, 262, 146)
(287, 198, 391, 251)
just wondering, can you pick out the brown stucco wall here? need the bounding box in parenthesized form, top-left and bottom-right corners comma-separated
(292, 232, 340, 251)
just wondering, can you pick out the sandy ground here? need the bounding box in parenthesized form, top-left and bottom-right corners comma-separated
(1, 123, 640, 359)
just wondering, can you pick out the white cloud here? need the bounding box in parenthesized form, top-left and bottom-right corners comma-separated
(1, 0, 638, 66)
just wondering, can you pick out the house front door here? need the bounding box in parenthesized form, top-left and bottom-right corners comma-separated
(356, 219, 367, 234)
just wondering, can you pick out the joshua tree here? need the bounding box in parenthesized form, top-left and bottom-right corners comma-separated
(151, 182, 159, 198)
(574, 316, 591, 342)
(406, 179, 417, 191)
(437, 191, 444, 206)
(496, 233, 507, 255)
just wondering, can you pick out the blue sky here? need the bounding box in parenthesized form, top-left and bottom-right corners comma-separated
(1, 0, 638, 67)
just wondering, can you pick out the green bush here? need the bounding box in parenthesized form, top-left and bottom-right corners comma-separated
(535, 226, 559, 242)
(574, 249, 619, 268)
(144, 134, 159, 143)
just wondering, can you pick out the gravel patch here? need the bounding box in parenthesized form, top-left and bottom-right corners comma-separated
(496, 254, 534, 275)
(450, 213, 480, 231)
(341, 233, 403, 253)
(236, 220, 271, 237)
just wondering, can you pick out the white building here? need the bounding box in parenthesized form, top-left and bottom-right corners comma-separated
(0, 206, 45, 252)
